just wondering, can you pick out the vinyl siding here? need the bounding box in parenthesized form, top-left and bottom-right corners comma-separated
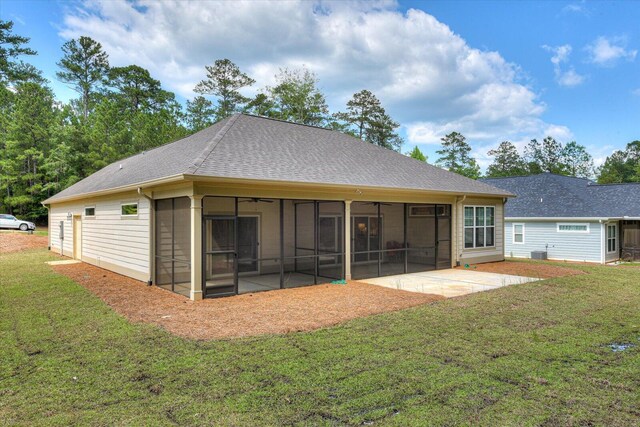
(504, 220, 603, 263)
(49, 192, 151, 281)
(457, 197, 505, 264)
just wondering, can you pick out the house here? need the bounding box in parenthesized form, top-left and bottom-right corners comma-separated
(43, 113, 512, 300)
(483, 173, 640, 263)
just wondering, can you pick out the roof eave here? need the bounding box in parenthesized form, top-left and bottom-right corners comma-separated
(185, 174, 514, 198)
(43, 174, 186, 205)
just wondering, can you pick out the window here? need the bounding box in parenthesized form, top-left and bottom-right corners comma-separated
(513, 223, 525, 244)
(121, 203, 138, 216)
(557, 223, 589, 233)
(409, 205, 435, 217)
(464, 206, 495, 249)
(607, 224, 617, 253)
(84, 207, 95, 217)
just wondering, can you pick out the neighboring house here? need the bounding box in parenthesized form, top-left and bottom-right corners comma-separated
(44, 113, 512, 300)
(483, 173, 640, 264)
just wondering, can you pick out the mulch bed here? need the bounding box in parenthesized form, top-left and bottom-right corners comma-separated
(0, 231, 48, 254)
(457, 260, 585, 279)
(51, 262, 444, 340)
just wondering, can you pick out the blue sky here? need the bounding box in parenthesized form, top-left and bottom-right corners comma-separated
(2, 0, 639, 168)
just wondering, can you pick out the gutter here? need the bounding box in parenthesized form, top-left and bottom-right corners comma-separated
(504, 217, 637, 221)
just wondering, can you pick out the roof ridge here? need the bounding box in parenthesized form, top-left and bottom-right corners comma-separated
(185, 114, 241, 175)
(240, 112, 341, 133)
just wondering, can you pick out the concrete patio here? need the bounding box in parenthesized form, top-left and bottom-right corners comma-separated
(360, 269, 539, 298)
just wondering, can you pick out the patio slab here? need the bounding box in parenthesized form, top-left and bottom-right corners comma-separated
(360, 269, 539, 298)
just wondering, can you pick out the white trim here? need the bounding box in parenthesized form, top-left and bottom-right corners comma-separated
(600, 222, 605, 264)
(557, 223, 590, 233)
(463, 205, 496, 249)
(512, 223, 525, 244)
(120, 202, 139, 217)
(506, 217, 640, 221)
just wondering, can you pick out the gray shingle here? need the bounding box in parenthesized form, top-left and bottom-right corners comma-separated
(482, 173, 640, 218)
(45, 114, 512, 203)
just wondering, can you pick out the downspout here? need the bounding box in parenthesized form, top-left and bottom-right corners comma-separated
(138, 188, 154, 286)
(455, 195, 467, 266)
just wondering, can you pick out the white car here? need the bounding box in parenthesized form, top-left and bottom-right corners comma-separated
(0, 214, 36, 231)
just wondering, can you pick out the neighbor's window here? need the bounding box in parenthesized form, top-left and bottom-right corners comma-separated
(121, 203, 138, 216)
(84, 207, 95, 217)
(513, 223, 525, 244)
(464, 206, 495, 249)
(557, 223, 589, 233)
(607, 224, 617, 253)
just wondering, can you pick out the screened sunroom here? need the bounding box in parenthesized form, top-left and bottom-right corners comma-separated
(153, 196, 452, 298)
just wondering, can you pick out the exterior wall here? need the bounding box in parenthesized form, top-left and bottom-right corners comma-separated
(49, 191, 151, 281)
(456, 197, 505, 265)
(504, 220, 603, 263)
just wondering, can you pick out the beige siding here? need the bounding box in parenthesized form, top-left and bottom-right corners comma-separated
(456, 197, 505, 264)
(49, 192, 151, 281)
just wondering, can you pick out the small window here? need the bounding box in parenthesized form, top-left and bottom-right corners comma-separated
(607, 224, 617, 253)
(513, 223, 525, 244)
(557, 223, 589, 233)
(409, 205, 435, 217)
(84, 207, 95, 217)
(121, 203, 138, 216)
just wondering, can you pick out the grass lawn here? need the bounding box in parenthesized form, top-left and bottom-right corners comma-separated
(1, 249, 639, 426)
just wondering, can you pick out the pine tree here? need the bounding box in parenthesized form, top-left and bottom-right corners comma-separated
(486, 141, 527, 177)
(56, 36, 109, 119)
(194, 59, 254, 121)
(185, 96, 216, 132)
(408, 146, 427, 162)
(436, 132, 480, 179)
(267, 67, 328, 126)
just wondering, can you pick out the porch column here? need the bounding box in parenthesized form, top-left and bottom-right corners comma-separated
(345, 200, 352, 280)
(190, 195, 204, 301)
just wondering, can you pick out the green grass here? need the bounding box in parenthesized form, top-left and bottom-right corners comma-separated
(1, 249, 639, 426)
(0, 229, 48, 237)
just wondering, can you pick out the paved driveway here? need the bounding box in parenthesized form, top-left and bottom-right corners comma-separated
(360, 269, 539, 298)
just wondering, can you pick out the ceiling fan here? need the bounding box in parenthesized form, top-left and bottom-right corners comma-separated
(361, 202, 392, 206)
(238, 198, 274, 203)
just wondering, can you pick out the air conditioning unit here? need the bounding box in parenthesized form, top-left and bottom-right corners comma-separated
(531, 251, 547, 260)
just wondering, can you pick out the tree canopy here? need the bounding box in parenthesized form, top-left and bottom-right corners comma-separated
(436, 132, 480, 179)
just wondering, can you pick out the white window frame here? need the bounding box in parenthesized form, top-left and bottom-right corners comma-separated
(121, 202, 139, 218)
(463, 205, 496, 249)
(557, 223, 589, 233)
(606, 223, 617, 254)
(512, 223, 525, 245)
(84, 206, 96, 218)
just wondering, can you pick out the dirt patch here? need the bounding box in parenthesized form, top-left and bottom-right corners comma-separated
(51, 262, 444, 340)
(0, 231, 48, 254)
(456, 260, 584, 279)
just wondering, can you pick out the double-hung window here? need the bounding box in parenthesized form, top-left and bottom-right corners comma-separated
(464, 206, 495, 249)
(607, 224, 617, 253)
(513, 223, 525, 244)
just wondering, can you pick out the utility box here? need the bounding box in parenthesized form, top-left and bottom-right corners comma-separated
(531, 251, 547, 260)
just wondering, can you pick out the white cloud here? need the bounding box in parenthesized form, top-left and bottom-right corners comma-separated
(59, 0, 568, 152)
(542, 44, 585, 87)
(586, 36, 637, 67)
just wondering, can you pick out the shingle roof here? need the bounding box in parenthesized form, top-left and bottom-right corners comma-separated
(482, 173, 640, 218)
(45, 113, 512, 203)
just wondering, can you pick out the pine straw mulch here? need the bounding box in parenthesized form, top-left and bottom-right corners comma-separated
(51, 262, 444, 340)
(0, 231, 48, 254)
(457, 260, 585, 279)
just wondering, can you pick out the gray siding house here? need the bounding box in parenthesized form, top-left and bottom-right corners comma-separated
(483, 173, 640, 263)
